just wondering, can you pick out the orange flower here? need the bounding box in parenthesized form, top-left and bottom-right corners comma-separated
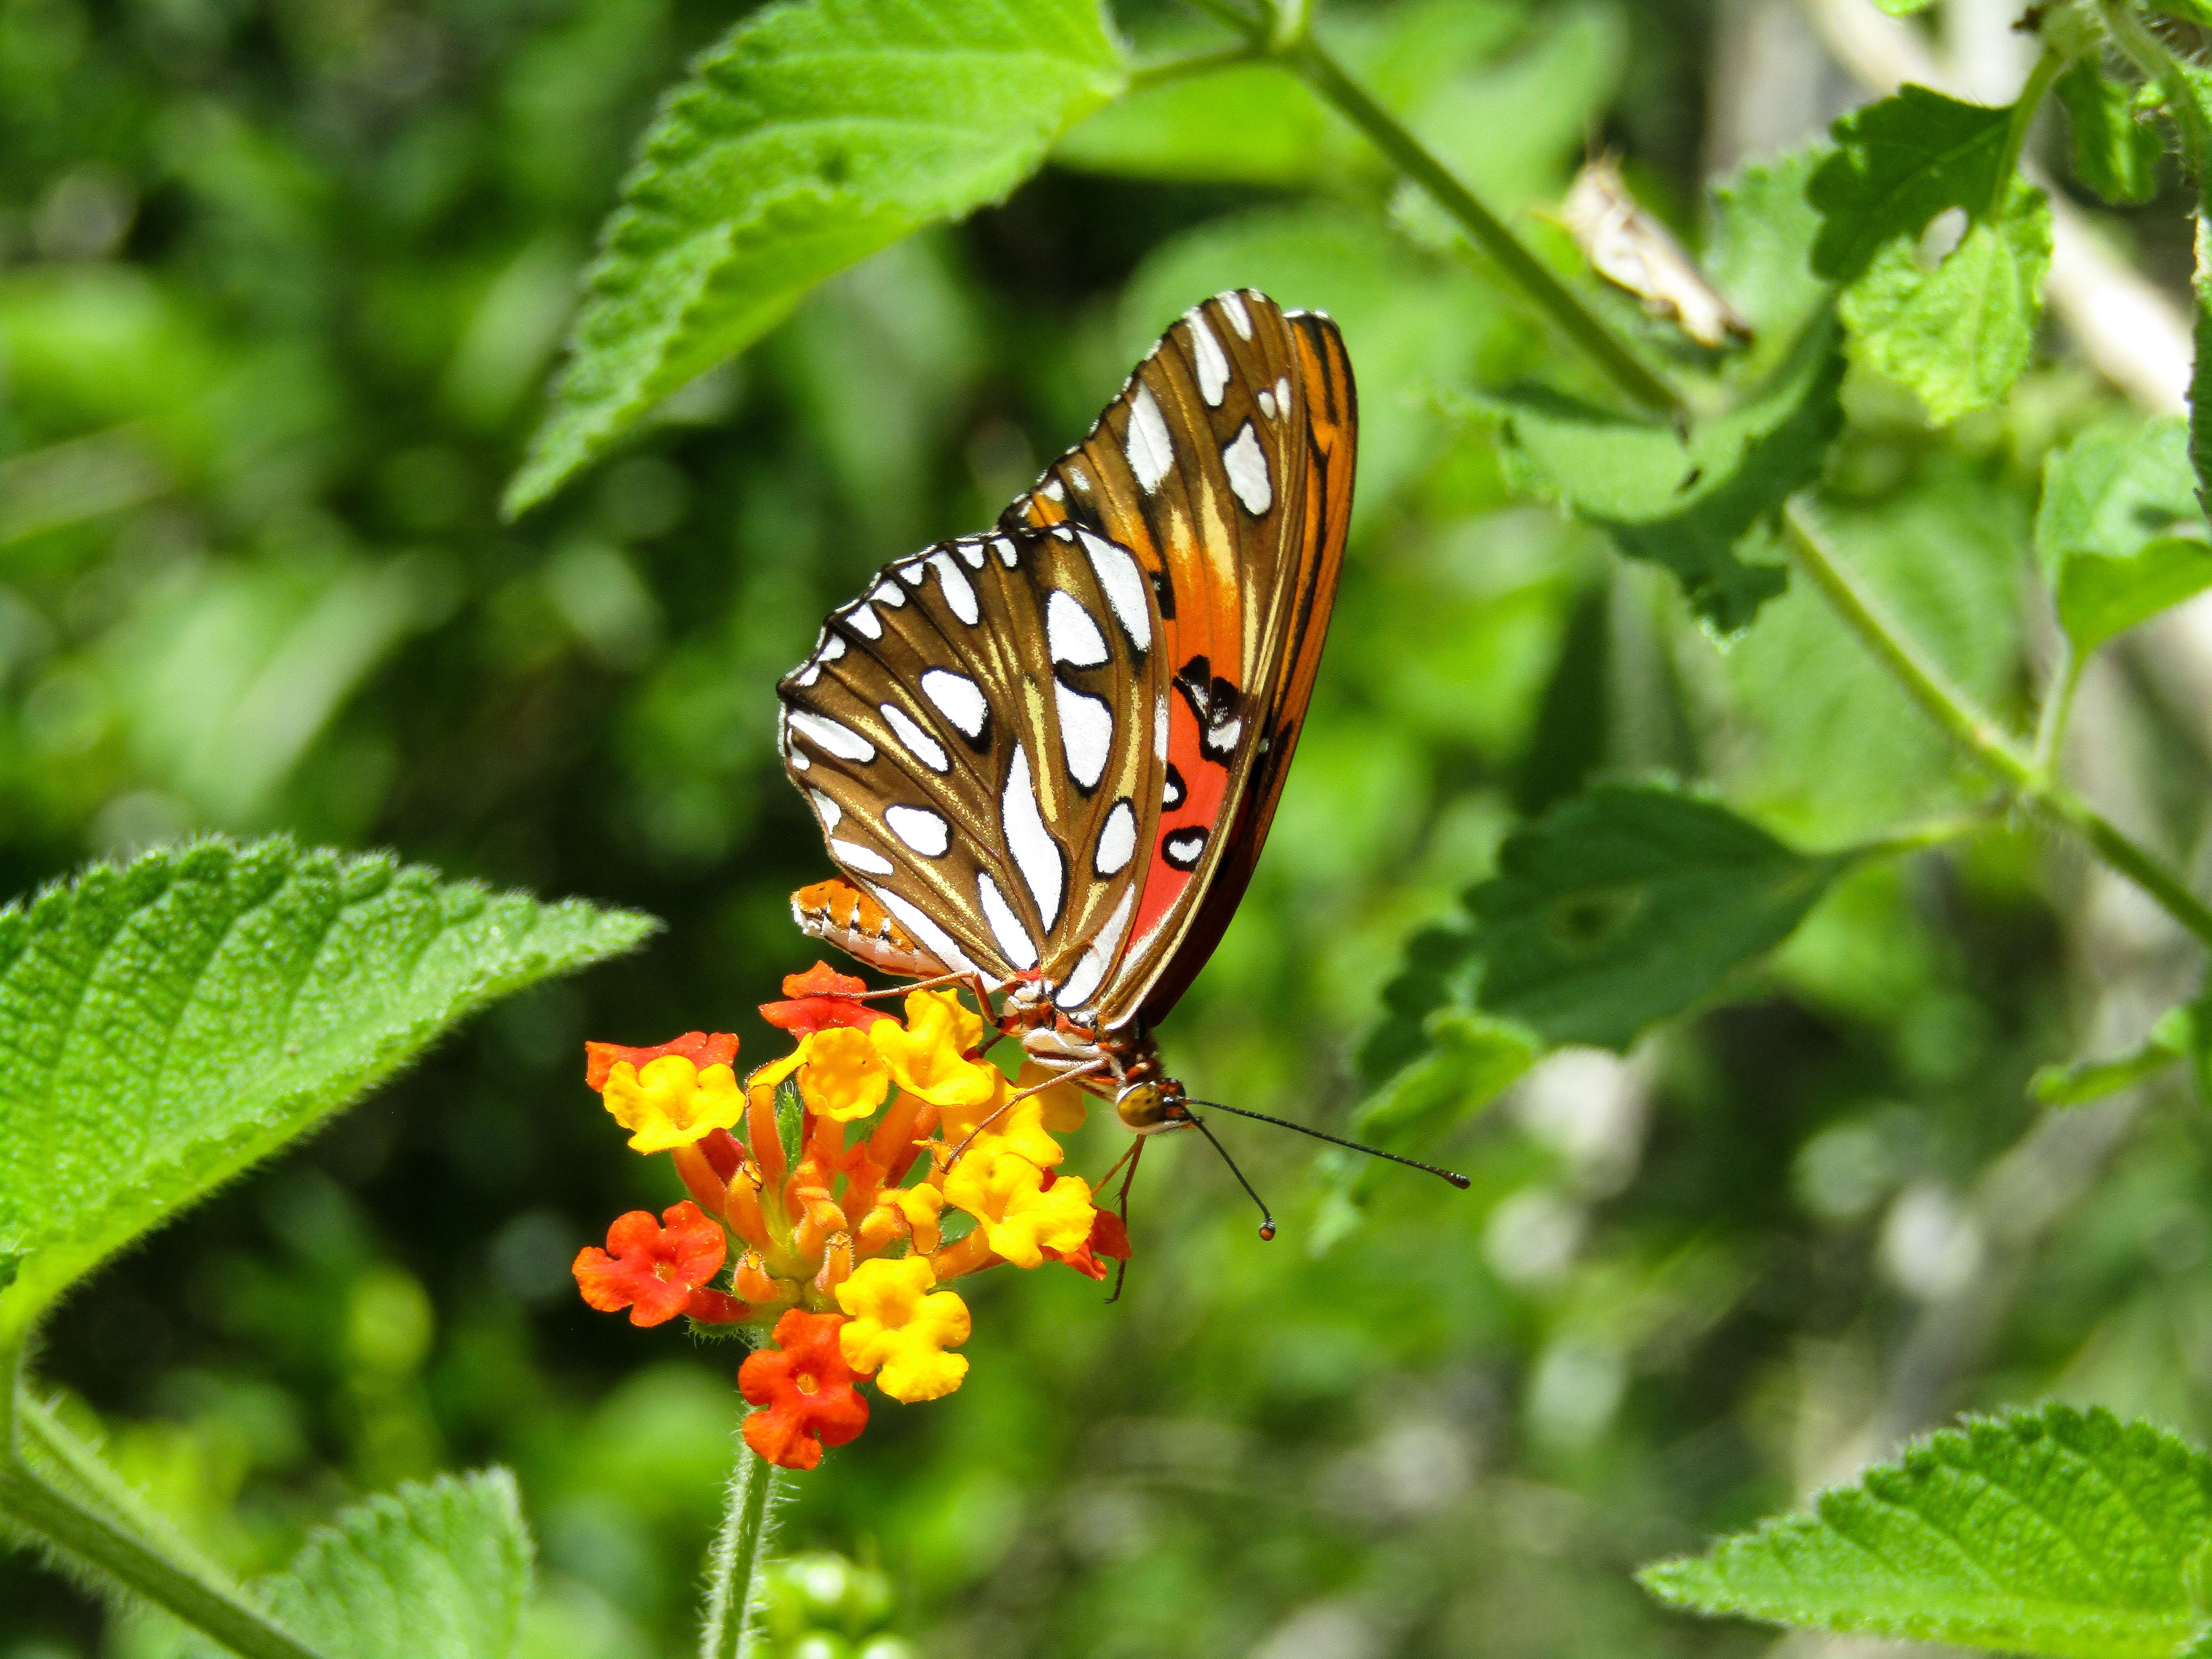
(573, 1201, 729, 1327)
(739, 1310, 870, 1470)
(760, 961, 892, 1038)
(585, 1031, 738, 1091)
(1046, 1197, 1132, 1282)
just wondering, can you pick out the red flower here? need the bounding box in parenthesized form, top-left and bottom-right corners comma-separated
(739, 1309, 869, 1470)
(1047, 1203, 1133, 1282)
(760, 961, 890, 1039)
(585, 1031, 739, 1092)
(573, 1201, 728, 1327)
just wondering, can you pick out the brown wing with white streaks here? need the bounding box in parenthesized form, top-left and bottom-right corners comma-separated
(775, 523, 1170, 1018)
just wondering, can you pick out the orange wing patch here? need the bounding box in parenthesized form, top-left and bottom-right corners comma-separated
(790, 879, 946, 980)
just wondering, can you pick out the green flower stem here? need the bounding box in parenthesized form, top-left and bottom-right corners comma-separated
(1782, 501, 2212, 951)
(0, 1343, 328, 1659)
(1173, 0, 1685, 420)
(1127, 43, 1262, 94)
(699, 1437, 787, 1659)
(2031, 639, 2081, 778)
(1992, 46, 2066, 215)
(2102, 0, 2212, 177)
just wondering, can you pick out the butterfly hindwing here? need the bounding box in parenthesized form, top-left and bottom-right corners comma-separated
(777, 524, 1168, 1017)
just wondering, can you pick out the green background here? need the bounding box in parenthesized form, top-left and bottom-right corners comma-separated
(3, 1, 2205, 1654)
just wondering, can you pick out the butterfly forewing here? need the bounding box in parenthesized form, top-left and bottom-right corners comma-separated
(777, 525, 1167, 1015)
(1003, 292, 1356, 1030)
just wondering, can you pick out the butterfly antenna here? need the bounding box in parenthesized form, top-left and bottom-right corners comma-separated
(1181, 1100, 1472, 1189)
(1183, 1112, 1277, 1241)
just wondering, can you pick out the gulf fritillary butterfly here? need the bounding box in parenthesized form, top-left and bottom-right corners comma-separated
(778, 291, 1457, 1201)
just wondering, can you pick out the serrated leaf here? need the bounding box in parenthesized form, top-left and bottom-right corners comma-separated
(1640, 1404, 2212, 1658)
(0, 839, 654, 1343)
(1839, 178, 2052, 423)
(1809, 85, 2014, 284)
(2039, 416, 2212, 656)
(1493, 321, 1842, 634)
(258, 1471, 532, 1659)
(2058, 60, 2163, 206)
(1464, 783, 1845, 1051)
(1705, 143, 1834, 381)
(505, 0, 1126, 517)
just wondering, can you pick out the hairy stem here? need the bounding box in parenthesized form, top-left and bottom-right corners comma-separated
(699, 1438, 785, 1659)
(1782, 501, 2212, 951)
(0, 1345, 327, 1659)
(2102, 0, 2212, 178)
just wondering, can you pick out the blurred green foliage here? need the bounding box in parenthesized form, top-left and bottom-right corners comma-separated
(3, 0, 2209, 1656)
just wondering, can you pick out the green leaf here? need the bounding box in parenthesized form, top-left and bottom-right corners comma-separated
(2154, 0, 2212, 34)
(2039, 415, 2212, 656)
(1873, 0, 1936, 12)
(1463, 783, 1845, 1051)
(2057, 60, 2163, 206)
(1704, 143, 1834, 382)
(1492, 321, 1843, 635)
(1350, 1009, 1538, 1145)
(256, 1471, 532, 1659)
(1809, 85, 2014, 284)
(1640, 1404, 2212, 1658)
(1054, 61, 1328, 185)
(504, 0, 1126, 517)
(2194, 213, 2212, 514)
(0, 840, 654, 1344)
(1839, 177, 2051, 423)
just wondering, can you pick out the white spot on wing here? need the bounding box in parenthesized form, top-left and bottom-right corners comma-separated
(885, 805, 950, 857)
(1095, 799, 1136, 876)
(1187, 312, 1230, 407)
(789, 711, 875, 763)
(1045, 590, 1108, 668)
(977, 870, 1038, 970)
(818, 634, 846, 663)
(880, 702, 949, 772)
(1125, 384, 1175, 493)
(928, 550, 979, 625)
(993, 536, 1019, 568)
(831, 838, 895, 876)
(790, 748, 810, 771)
(809, 789, 842, 830)
(1056, 883, 1135, 1014)
(1219, 291, 1253, 339)
(871, 581, 906, 608)
(957, 540, 985, 569)
(1068, 465, 1090, 492)
(1076, 529, 1152, 653)
(899, 562, 927, 586)
(1003, 744, 1063, 930)
(793, 662, 821, 687)
(1223, 422, 1271, 516)
(1042, 478, 1066, 502)
(845, 603, 882, 641)
(921, 669, 988, 739)
(876, 886, 981, 978)
(1056, 684, 1112, 791)
(1257, 388, 1276, 419)
(1275, 374, 1290, 411)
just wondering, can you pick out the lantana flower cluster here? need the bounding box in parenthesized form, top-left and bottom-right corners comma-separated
(571, 964, 1128, 1470)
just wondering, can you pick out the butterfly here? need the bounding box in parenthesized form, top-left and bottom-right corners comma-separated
(775, 290, 1354, 1143)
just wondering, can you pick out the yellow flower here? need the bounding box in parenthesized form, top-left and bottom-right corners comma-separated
(869, 990, 1000, 1109)
(875, 1184, 945, 1254)
(835, 1256, 970, 1402)
(1014, 1062, 1090, 1135)
(798, 1026, 891, 1122)
(746, 1044, 807, 1097)
(942, 1142, 1094, 1268)
(602, 1055, 744, 1153)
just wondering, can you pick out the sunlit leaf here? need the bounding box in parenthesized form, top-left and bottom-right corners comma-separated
(1465, 782, 1844, 1050)
(1839, 178, 2051, 423)
(1704, 143, 1833, 380)
(1641, 1404, 2212, 1658)
(0, 840, 655, 1344)
(505, 0, 1126, 517)
(1808, 85, 2014, 284)
(1351, 1008, 1537, 1144)
(1054, 61, 1328, 185)
(2057, 59, 2163, 206)
(2039, 415, 2212, 657)
(1491, 321, 1841, 635)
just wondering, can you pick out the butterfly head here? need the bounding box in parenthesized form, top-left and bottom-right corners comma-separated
(1114, 1075, 1190, 1134)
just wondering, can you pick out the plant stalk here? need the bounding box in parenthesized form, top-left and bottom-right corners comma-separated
(1781, 501, 2212, 951)
(0, 1344, 327, 1659)
(699, 1438, 785, 1659)
(1991, 46, 2066, 215)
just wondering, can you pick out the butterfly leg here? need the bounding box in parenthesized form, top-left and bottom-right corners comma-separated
(944, 1057, 1110, 1169)
(1105, 1138, 1146, 1305)
(836, 969, 1028, 1039)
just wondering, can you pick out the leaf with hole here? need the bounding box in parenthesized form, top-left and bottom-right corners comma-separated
(504, 0, 1126, 517)
(1839, 178, 2051, 423)
(1463, 783, 1845, 1051)
(2039, 415, 2212, 657)
(1641, 1404, 2212, 1658)
(1808, 85, 2014, 284)
(0, 839, 654, 1344)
